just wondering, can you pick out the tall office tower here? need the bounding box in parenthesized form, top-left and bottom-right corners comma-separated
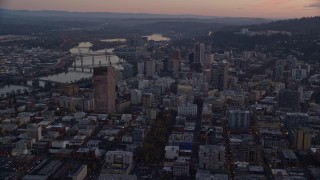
(93, 66, 116, 113)
(202, 54, 214, 69)
(145, 59, 156, 78)
(142, 93, 154, 108)
(137, 62, 145, 75)
(168, 59, 180, 73)
(172, 49, 181, 60)
(155, 61, 164, 74)
(194, 43, 205, 64)
(211, 60, 229, 91)
(220, 60, 229, 90)
(278, 89, 300, 111)
(295, 127, 312, 150)
(203, 69, 212, 82)
(211, 63, 219, 88)
(122, 62, 134, 79)
(130, 89, 142, 105)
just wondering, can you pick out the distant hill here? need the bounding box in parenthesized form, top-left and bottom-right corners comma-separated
(209, 17, 320, 62)
(246, 17, 320, 34)
(223, 16, 320, 34)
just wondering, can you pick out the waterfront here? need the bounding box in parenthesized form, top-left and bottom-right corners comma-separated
(100, 35, 170, 43)
(0, 85, 30, 97)
(40, 35, 171, 82)
(0, 36, 169, 95)
(143, 34, 170, 41)
(101, 38, 126, 43)
(69, 42, 121, 67)
(0, 41, 122, 94)
(40, 42, 122, 83)
(39, 71, 92, 83)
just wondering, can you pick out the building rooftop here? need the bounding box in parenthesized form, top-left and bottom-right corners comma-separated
(281, 150, 298, 160)
(98, 174, 137, 180)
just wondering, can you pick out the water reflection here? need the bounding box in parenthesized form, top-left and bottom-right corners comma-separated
(40, 71, 92, 83)
(40, 42, 122, 83)
(0, 85, 30, 97)
(0, 41, 122, 95)
(101, 38, 126, 43)
(143, 34, 170, 41)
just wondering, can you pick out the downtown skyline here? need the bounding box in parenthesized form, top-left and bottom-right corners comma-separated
(1, 0, 320, 18)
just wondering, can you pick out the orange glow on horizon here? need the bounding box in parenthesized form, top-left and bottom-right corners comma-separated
(1, 0, 319, 18)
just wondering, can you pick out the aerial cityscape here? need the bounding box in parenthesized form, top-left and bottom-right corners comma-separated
(0, 1, 320, 180)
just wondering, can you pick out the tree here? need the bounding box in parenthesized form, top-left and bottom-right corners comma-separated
(16, 88, 21, 95)
(10, 90, 16, 97)
(23, 89, 29, 96)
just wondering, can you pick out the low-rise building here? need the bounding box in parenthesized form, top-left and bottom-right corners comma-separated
(104, 150, 133, 174)
(165, 146, 179, 160)
(68, 165, 87, 180)
(173, 158, 189, 178)
(198, 145, 226, 171)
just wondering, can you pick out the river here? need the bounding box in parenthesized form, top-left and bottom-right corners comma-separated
(40, 42, 122, 83)
(143, 34, 170, 41)
(0, 85, 30, 97)
(0, 35, 170, 95)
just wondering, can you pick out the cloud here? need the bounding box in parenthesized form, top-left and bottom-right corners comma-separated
(255, 0, 292, 8)
(304, 2, 320, 9)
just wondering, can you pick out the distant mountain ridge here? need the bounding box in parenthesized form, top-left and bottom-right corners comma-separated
(0, 8, 271, 25)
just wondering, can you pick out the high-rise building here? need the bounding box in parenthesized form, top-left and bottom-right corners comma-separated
(211, 60, 229, 91)
(142, 93, 154, 108)
(295, 127, 312, 150)
(172, 49, 181, 60)
(219, 60, 229, 91)
(145, 59, 156, 78)
(285, 113, 309, 129)
(211, 63, 219, 88)
(122, 62, 134, 79)
(93, 66, 116, 113)
(203, 69, 212, 82)
(278, 89, 300, 111)
(194, 43, 205, 64)
(27, 123, 42, 141)
(168, 59, 180, 74)
(202, 54, 214, 69)
(130, 89, 142, 105)
(155, 61, 164, 74)
(137, 62, 145, 75)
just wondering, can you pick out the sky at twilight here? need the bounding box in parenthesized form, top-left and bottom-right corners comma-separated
(1, 0, 320, 18)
